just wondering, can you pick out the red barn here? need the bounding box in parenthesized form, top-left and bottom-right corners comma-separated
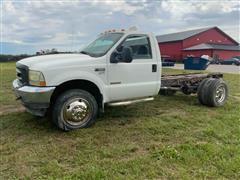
(156, 27, 240, 61)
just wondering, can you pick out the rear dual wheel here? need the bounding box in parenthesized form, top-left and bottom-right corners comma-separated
(197, 78, 228, 107)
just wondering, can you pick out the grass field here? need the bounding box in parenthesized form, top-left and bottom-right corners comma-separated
(0, 62, 240, 179)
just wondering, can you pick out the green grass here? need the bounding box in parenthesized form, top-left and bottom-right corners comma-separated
(0, 62, 21, 107)
(0, 62, 240, 179)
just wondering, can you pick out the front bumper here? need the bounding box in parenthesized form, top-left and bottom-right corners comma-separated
(12, 79, 56, 116)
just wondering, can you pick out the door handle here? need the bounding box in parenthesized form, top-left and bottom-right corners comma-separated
(95, 68, 105, 72)
(152, 64, 157, 72)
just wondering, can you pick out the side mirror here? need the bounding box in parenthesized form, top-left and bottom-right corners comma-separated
(110, 52, 119, 63)
(110, 47, 133, 63)
(121, 47, 133, 63)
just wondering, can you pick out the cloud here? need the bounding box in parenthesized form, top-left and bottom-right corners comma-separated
(1, 0, 239, 54)
(90, 0, 146, 15)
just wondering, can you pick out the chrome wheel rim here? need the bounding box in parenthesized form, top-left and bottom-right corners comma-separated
(215, 85, 225, 103)
(62, 97, 92, 126)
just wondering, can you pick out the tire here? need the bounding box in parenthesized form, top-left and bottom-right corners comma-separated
(52, 89, 98, 131)
(159, 89, 176, 96)
(204, 79, 228, 107)
(197, 78, 214, 105)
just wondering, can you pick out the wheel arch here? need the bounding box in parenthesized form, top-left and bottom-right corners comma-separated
(50, 79, 104, 111)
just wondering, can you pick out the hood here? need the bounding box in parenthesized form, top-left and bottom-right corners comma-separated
(17, 53, 97, 70)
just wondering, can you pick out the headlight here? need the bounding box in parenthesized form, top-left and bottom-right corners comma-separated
(29, 70, 46, 86)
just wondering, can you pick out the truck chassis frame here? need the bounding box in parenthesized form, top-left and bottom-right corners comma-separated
(160, 73, 223, 95)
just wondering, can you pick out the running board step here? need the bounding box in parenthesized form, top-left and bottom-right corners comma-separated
(107, 97, 154, 106)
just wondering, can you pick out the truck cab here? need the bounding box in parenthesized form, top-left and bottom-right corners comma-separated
(13, 28, 162, 130)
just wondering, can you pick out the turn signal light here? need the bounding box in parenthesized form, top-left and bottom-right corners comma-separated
(39, 81, 46, 87)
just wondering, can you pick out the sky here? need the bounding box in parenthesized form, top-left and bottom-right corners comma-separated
(1, 0, 240, 55)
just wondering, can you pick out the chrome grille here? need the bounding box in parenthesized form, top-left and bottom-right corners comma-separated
(16, 64, 28, 86)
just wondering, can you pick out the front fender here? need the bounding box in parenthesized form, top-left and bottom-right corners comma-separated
(46, 70, 108, 102)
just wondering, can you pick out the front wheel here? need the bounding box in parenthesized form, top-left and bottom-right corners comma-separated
(52, 89, 98, 131)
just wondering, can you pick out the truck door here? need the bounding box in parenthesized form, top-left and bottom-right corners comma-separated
(108, 34, 159, 101)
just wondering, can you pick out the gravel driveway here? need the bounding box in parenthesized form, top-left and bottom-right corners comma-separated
(169, 64, 239, 74)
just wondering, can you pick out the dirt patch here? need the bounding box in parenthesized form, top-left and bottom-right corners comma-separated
(230, 95, 240, 101)
(0, 105, 25, 116)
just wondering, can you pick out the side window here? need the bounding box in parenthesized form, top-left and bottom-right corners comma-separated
(118, 35, 152, 59)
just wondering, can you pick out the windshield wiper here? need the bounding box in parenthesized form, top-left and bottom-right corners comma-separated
(80, 51, 91, 56)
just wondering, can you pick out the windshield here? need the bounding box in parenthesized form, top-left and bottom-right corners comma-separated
(81, 33, 123, 57)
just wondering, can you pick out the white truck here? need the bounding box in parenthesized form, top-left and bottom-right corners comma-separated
(13, 28, 228, 131)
